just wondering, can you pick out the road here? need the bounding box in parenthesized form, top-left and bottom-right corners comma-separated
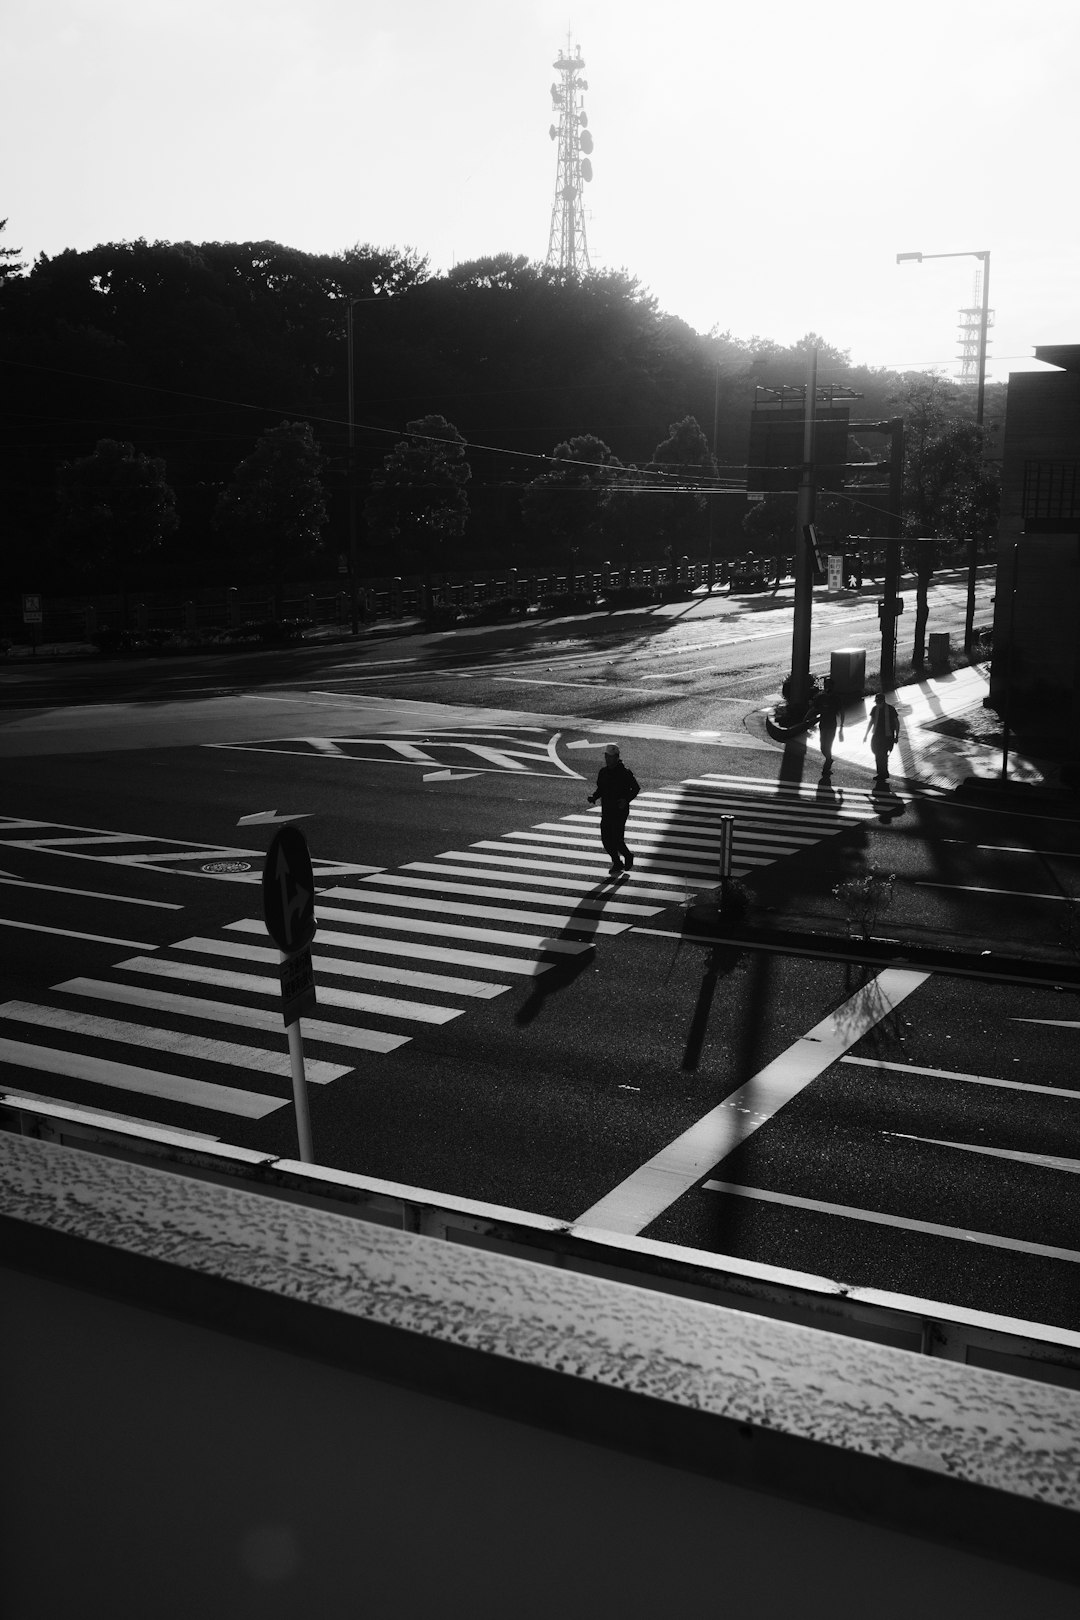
(3, 566, 1079, 1334)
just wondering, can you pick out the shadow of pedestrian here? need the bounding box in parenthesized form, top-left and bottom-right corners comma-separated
(514, 877, 623, 1027)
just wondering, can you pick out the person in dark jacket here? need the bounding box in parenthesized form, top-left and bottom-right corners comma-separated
(587, 743, 640, 875)
(863, 692, 900, 786)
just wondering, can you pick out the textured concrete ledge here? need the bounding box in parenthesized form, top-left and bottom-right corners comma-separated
(2, 1130, 1079, 1583)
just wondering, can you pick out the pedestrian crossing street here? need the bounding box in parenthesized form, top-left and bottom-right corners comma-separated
(0, 774, 889, 1138)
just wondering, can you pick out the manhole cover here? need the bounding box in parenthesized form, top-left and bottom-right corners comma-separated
(201, 860, 252, 873)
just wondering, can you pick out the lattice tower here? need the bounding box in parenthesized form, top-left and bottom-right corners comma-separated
(546, 39, 593, 274)
(957, 261, 994, 383)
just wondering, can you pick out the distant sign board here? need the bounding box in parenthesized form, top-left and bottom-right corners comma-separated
(280, 944, 317, 1027)
(22, 593, 43, 624)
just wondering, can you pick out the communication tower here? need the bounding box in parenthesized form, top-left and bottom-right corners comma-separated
(957, 261, 994, 383)
(547, 39, 593, 274)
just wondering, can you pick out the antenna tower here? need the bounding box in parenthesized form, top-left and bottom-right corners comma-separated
(957, 261, 994, 383)
(546, 38, 593, 274)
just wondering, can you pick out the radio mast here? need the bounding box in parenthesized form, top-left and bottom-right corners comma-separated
(546, 38, 593, 274)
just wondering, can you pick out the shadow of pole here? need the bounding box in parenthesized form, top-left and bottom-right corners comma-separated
(681, 943, 745, 1072)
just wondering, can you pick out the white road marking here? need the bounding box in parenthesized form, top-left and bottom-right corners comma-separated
(344, 874, 664, 916)
(841, 1055, 1080, 1101)
(917, 881, 1078, 902)
(1013, 1018, 1080, 1030)
(448, 847, 699, 886)
(491, 836, 718, 876)
(0, 1036, 285, 1118)
(572, 968, 929, 1236)
(237, 810, 310, 826)
(941, 839, 1080, 859)
(0, 876, 182, 908)
(0, 1001, 351, 1084)
(114, 956, 464, 1025)
(702, 1181, 1080, 1264)
(492, 676, 659, 693)
(224, 918, 553, 977)
(313, 904, 594, 955)
(56, 976, 409, 1053)
(886, 1132, 1080, 1175)
(173, 936, 510, 998)
(0, 918, 159, 949)
(324, 889, 631, 935)
(417, 861, 693, 900)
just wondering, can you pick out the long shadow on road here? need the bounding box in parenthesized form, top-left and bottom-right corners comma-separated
(513, 874, 627, 1028)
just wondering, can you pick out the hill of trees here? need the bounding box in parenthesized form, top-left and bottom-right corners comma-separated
(0, 232, 1002, 594)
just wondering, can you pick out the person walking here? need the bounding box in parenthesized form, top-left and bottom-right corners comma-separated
(587, 743, 640, 875)
(815, 677, 843, 775)
(863, 691, 900, 786)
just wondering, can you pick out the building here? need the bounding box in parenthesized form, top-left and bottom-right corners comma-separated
(990, 343, 1080, 760)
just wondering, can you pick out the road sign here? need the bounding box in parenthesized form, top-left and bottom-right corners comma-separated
(280, 944, 317, 1027)
(22, 593, 43, 624)
(262, 825, 316, 953)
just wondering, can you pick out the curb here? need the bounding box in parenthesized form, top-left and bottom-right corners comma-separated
(671, 909, 1080, 989)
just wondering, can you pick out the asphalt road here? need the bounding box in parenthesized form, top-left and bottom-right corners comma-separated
(3, 567, 1079, 1335)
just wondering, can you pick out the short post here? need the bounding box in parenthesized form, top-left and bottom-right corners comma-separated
(282, 955, 314, 1164)
(263, 825, 319, 1165)
(719, 815, 735, 881)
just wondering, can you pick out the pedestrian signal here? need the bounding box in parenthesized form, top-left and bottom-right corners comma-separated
(842, 553, 862, 590)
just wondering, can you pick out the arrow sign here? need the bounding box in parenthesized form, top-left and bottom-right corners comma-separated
(565, 741, 616, 751)
(422, 770, 481, 782)
(239, 810, 311, 826)
(262, 826, 316, 953)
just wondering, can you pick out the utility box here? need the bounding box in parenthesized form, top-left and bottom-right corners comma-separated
(929, 631, 950, 664)
(830, 647, 866, 696)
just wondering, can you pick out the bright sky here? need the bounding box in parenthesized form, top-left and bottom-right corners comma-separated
(5, 0, 1077, 383)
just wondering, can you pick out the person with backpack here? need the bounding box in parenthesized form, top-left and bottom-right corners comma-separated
(863, 692, 900, 787)
(587, 743, 640, 875)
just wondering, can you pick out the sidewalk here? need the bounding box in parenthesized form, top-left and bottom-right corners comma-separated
(802, 664, 1059, 797)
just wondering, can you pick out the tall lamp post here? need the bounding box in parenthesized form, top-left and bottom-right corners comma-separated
(897, 248, 992, 653)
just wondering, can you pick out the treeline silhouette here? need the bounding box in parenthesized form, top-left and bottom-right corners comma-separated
(1, 237, 998, 592)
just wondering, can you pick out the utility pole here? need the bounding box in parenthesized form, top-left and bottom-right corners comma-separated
(879, 418, 905, 691)
(346, 298, 359, 635)
(788, 346, 818, 712)
(707, 359, 720, 590)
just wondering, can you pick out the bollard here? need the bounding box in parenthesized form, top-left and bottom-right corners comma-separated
(719, 814, 734, 881)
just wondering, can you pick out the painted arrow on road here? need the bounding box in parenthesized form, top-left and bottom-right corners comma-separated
(237, 811, 312, 826)
(422, 770, 481, 782)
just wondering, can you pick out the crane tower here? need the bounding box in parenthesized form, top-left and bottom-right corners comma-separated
(547, 41, 593, 273)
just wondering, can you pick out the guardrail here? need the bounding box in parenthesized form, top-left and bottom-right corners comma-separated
(5, 1092, 1078, 1392)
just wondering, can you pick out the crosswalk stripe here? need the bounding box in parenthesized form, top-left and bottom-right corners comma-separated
(172, 936, 511, 999)
(418, 856, 692, 896)
(482, 838, 718, 876)
(313, 905, 595, 955)
(0, 1035, 285, 1118)
(113, 955, 465, 1025)
(324, 888, 631, 935)
(55, 976, 409, 1054)
(538, 819, 821, 854)
(224, 919, 555, 978)
(340, 874, 664, 917)
(0, 1001, 352, 1083)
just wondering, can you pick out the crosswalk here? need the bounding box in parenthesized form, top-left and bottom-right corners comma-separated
(0, 773, 887, 1137)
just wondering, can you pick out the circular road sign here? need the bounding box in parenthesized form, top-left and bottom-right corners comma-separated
(262, 826, 316, 953)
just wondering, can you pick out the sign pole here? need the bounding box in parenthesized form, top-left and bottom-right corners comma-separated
(262, 824, 319, 1165)
(282, 957, 314, 1164)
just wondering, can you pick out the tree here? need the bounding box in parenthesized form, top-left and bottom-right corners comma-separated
(214, 421, 327, 614)
(643, 416, 715, 575)
(521, 434, 623, 567)
(55, 438, 178, 587)
(365, 414, 471, 576)
(892, 374, 1000, 662)
(0, 219, 24, 285)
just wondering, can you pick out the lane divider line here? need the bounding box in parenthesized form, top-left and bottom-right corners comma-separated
(571, 968, 929, 1237)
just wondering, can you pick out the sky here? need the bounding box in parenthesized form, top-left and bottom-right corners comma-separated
(4, 0, 1077, 384)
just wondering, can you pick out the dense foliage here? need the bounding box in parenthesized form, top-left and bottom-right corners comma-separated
(0, 235, 1002, 593)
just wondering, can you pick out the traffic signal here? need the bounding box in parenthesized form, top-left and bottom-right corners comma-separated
(842, 552, 862, 589)
(803, 524, 825, 573)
